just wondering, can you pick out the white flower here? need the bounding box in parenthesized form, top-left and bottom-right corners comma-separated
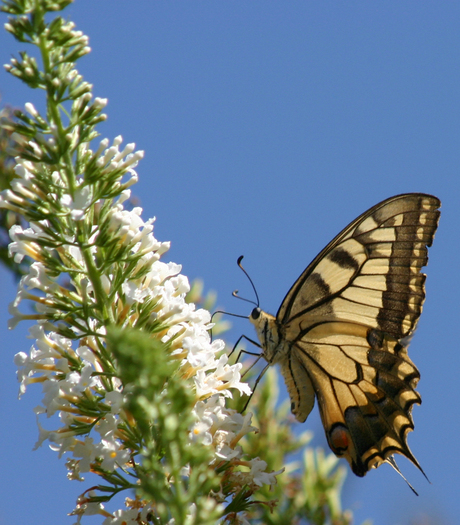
(66, 364, 100, 394)
(105, 391, 123, 414)
(22, 262, 56, 292)
(72, 436, 97, 472)
(95, 414, 118, 438)
(25, 101, 38, 117)
(94, 97, 108, 109)
(14, 345, 57, 395)
(49, 432, 79, 458)
(33, 417, 54, 449)
(8, 225, 42, 263)
(95, 437, 130, 471)
(121, 280, 150, 305)
(214, 357, 252, 397)
(102, 509, 139, 525)
(184, 336, 217, 369)
(194, 355, 252, 399)
(76, 345, 102, 370)
(190, 401, 214, 445)
(41, 379, 68, 416)
(249, 458, 284, 487)
(60, 185, 93, 220)
(70, 490, 106, 522)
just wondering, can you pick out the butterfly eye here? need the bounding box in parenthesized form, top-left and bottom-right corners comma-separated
(251, 307, 261, 320)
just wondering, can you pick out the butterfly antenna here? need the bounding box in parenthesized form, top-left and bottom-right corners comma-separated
(233, 255, 260, 307)
(211, 310, 249, 322)
(385, 456, 419, 496)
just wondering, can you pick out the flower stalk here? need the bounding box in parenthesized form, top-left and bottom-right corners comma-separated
(1, 1, 359, 524)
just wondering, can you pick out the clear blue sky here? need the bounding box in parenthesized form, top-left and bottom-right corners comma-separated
(0, 2, 459, 524)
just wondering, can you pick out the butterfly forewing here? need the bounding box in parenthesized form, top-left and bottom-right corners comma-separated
(251, 193, 440, 478)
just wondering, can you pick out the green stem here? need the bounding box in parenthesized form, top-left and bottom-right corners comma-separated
(35, 0, 76, 195)
(79, 230, 115, 325)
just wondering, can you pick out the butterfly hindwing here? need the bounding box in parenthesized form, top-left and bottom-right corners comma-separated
(290, 324, 422, 475)
(250, 193, 440, 478)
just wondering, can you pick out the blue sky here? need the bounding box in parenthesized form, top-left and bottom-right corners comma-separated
(0, 2, 459, 524)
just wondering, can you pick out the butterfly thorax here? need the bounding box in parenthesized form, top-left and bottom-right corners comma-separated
(249, 307, 290, 364)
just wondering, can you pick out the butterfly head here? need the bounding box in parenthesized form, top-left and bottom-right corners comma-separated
(249, 306, 271, 336)
(249, 307, 284, 363)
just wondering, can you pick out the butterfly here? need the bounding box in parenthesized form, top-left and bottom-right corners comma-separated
(246, 193, 440, 485)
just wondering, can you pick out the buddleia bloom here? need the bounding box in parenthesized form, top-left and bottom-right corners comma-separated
(2, 3, 284, 522)
(3, 134, 281, 525)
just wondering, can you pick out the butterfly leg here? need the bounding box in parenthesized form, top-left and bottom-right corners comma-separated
(241, 362, 271, 413)
(229, 334, 262, 361)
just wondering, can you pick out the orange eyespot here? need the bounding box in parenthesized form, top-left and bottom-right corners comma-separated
(329, 425, 349, 455)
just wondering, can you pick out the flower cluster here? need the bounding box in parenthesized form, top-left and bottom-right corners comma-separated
(1, 3, 360, 524)
(0, 2, 287, 522)
(3, 135, 281, 523)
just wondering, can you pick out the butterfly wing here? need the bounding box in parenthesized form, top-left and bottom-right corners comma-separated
(277, 193, 440, 476)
